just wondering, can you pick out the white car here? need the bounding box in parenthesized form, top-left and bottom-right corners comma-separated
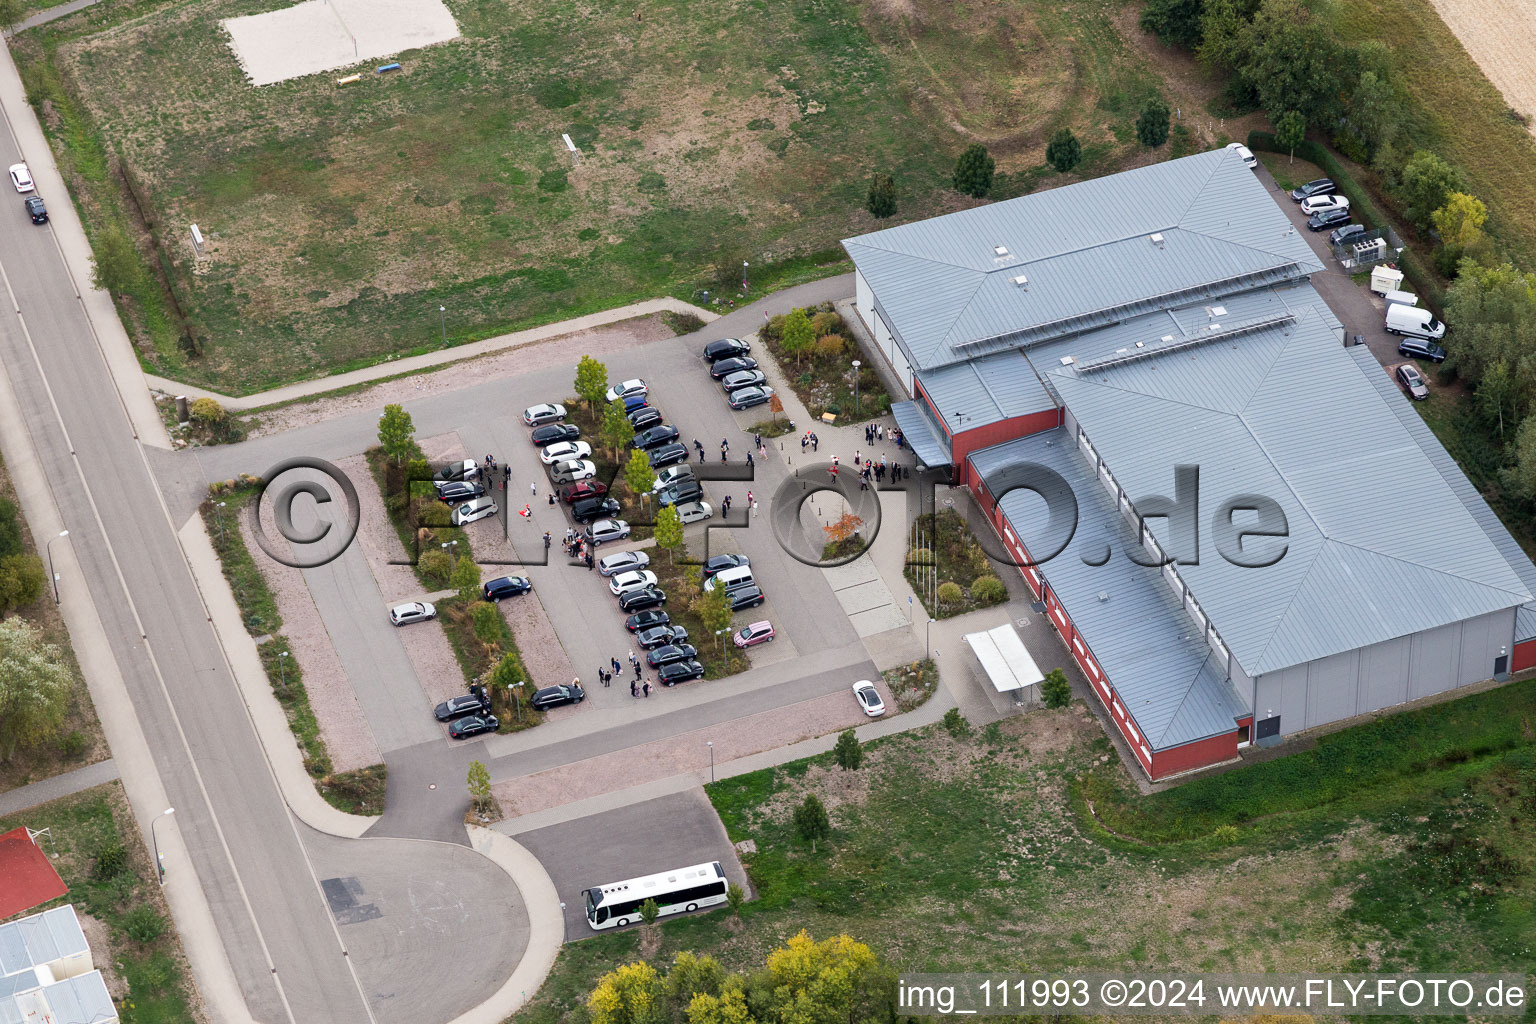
(523, 403, 567, 426)
(597, 550, 650, 577)
(609, 570, 660, 596)
(852, 680, 885, 717)
(549, 459, 596, 483)
(9, 163, 33, 193)
(451, 498, 498, 526)
(605, 379, 648, 403)
(1225, 142, 1256, 169)
(676, 500, 713, 524)
(586, 518, 631, 544)
(539, 440, 592, 465)
(1299, 194, 1349, 216)
(389, 601, 435, 626)
(651, 465, 695, 492)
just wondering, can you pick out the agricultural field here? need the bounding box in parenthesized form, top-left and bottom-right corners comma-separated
(15, 0, 1193, 394)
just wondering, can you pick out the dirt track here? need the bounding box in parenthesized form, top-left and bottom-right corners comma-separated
(1426, 0, 1536, 132)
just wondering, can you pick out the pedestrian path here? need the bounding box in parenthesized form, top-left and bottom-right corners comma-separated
(12, 0, 102, 33)
(0, 758, 118, 817)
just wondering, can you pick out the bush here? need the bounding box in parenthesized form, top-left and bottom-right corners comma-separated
(92, 842, 127, 880)
(418, 548, 451, 585)
(0, 553, 46, 612)
(865, 172, 897, 219)
(942, 707, 970, 738)
(814, 334, 845, 359)
(793, 794, 831, 849)
(1213, 824, 1240, 844)
(726, 882, 745, 915)
(810, 311, 844, 337)
(1041, 668, 1071, 709)
(909, 547, 933, 565)
(189, 397, 226, 425)
(0, 497, 23, 559)
(471, 601, 502, 648)
(833, 728, 863, 770)
(1045, 127, 1081, 173)
(1136, 96, 1170, 147)
(59, 731, 87, 758)
(123, 905, 167, 943)
(969, 575, 1006, 604)
(936, 581, 962, 606)
(952, 144, 995, 198)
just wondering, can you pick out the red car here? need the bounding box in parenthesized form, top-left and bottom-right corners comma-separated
(733, 620, 775, 648)
(561, 480, 609, 504)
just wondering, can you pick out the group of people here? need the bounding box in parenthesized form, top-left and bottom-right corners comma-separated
(799, 432, 821, 453)
(559, 528, 594, 567)
(863, 424, 903, 448)
(596, 653, 655, 698)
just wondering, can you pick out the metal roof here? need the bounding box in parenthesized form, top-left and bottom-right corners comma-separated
(1047, 312, 1530, 677)
(916, 350, 1056, 432)
(843, 148, 1323, 372)
(0, 971, 116, 1024)
(0, 907, 85, 980)
(889, 401, 952, 468)
(970, 430, 1250, 749)
(1349, 345, 1536, 643)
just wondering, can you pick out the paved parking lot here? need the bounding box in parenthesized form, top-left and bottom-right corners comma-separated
(514, 788, 749, 941)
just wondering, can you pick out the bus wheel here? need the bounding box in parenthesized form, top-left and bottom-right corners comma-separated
(685, 903, 698, 912)
(617, 919, 628, 927)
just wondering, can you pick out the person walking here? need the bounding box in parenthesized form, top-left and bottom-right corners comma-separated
(855, 449, 861, 467)
(746, 450, 754, 467)
(722, 495, 732, 516)
(543, 531, 552, 550)
(612, 656, 622, 676)
(721, 436, 730, 452)
(754, 432, 762, 450)
(832, 454, 840, 468)
(642, 680, 651, 698)
(720, 446, 728, 463)
(746, 490, 754, 507)
(530, 481, 537, 497)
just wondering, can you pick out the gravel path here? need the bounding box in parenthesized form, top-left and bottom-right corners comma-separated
(499, 592, 577, 690)
(491, 680, 894, 817)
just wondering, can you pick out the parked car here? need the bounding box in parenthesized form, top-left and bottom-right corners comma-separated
(703, 337, 751, 362)
(651, 465, 695, 492)
(636, 623, 689, 649)
(702, 554, 750, 578)
(624, 609, 671, 633)
(618, 586, 667, 612)
(646, 643, 699, 668)
(709, 356, 758, 379)
(530, 423, 581, 447)
(448, 713, 499, 739)
(24, 196, 46, 224)
(733, 620, 775, 648)
(9, 163, 33, 193)
(531, 683, 585, 710)
(436, 480, 487, 504)
(1299, 194, 1349, 217)
(606, 379, 648, 403)
(451, 498, 498, 526)
(434, 459, 479, 483)
(1307, 209, 1350, 231)
(633, 424, 680, 450)
(1397, 336, 1447, 362)
(549, 459, 597, 484)
(1225, 142, 1256, 169)
(655, 481, 703, 506)
(1289, 178, 1336, 202)
(1329, 223, 1368, 246)
(852, 680, 885, 717)
(657, 660, 706, 686)
(648, 443, 690, 470)
(676, 501, 714, 524)
(540, 440, 592, 465)
(434, 692, 489, 721)
(572, 496, 621, 523)
(522, 403, 567, 426)
(586, 518, 632, 545)
(726, 583, 765, 611)
(597, 550, 650, 577)
(561, 480, 609, 504)
(1396, 363, 1429, 400)
(720, 369, 768, 392)
(627, 406, 663, 430)
(727, 386, 774, 410)
(483, 576, 532, 601)
(389, 601, 436, 626)
(610, 570, 660, 596)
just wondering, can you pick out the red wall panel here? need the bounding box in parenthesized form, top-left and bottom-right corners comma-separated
(1514, 639, 1536, 673)
(1151, 730, 1240, 779)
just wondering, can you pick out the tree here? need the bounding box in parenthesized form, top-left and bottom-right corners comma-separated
(0, 617, 72, 759)
(189, 397, 226, 425)
(1477, 360, 1516, 440)
(1139, 0, 1206, 47)
(1274, 110, 1305, 161)
(1196, 0, 1260, 74)
(764, 931, 894, 1024)
(865, 173, 897, 219)
(1136, 95, 1171, 147)
(693, 583, 733, 638)
(726, 883, 745, 915)
(0, 498, 22, 559)
(1241, 0, 1343, 126)
(451, 552, 481, 603)
(793, 794, 831, 851)
(589, 962, 664, 1024)
(664, 952, 724, 1013)
(686, 988, 754, 1024)
(1444, 261, 1536, 405)
(489, 651, 528, 720)
(377, 404, 416, 465)
(952, 144, 995, 198)
(575, 355, 609, 409)
(89, 223, 145, 297)
(1400, 150, 1464, 231)
(823, 511, 862, 547)
(472, 601, 502, 649)
(0, 554, 46, 614)
(654, 504, 684, 563)
(1045, 128, 1081, 174)
(418, 548, 451, 586)
(767, 394, 784, 424)
(639, 898, 660, 927)
(603, 400, 637, 458)
(467, 759, 492, 813)
(1041, 667, 1071, 708)
(626, 446, 656, 497)
(1510, 416, 1536, 500)
(833, 728, 863, 770)
(1347, 70, 1398, 157)
(1433, 192, 1488, 251)
(779, 308, 814, 367)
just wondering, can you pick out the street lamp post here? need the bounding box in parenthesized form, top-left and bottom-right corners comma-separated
(442, 539, 458, 570)
(439, 306, 447, 346)
(715, 627, 730, 661)
(216, 502, 226, 546)
(152, 807, 175, 884)
(707, 740, 715, 784)
(46, 530, 68, 604)
(559, 902, 568, 943)
(742, 261, 749, 293)
(851, 359, 861, 415)
(925, 616, 931, 661)
(278, 650, 289, 692)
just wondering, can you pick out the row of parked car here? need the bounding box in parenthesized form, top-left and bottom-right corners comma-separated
(703, 337, 776, 410)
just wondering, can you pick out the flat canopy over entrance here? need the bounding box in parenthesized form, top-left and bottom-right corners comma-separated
(963, 623, 1042, 693)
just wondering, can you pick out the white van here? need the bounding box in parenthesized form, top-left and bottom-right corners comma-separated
(704, 565, 756, 593)
(1385, 304, 1445, 340)
(1382, 289, 1418, 309)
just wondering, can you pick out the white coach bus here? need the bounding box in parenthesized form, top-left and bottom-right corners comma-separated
(583, 861, 729, 930)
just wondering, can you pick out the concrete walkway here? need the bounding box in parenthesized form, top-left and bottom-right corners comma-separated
(11, 0, 101, 33)
(0, 757, 119, 817)
(147, 297, 719, 413)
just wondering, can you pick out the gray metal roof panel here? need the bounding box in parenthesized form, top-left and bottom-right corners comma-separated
(889, 401, 952, 468)
(917, 351, 1055, 431)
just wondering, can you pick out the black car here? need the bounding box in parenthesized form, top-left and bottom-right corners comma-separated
(709, 356, 758, 379)
(1329, 223, 1368, 246)
(1289, 178, 1336, 202)
(657, 660, 706, 686)
(531, 683, 585, 710)
(484, 576, 533, 601)
(727, 386, 774, 410)
(649, 443, 690, 469)
(628, 406, 663, 431)
(434, 692, 489, 721)
(727, 584, 766, 611)
(1398, 338, 1447, 363)
(436, 480, 487, 503)
(703, 338, 751, 362)
(625, 609, 671, 633)
(633, 424, 681, 450)
(434, 460, 479, 483)
(702, 554, 750, 578)
(448, 713, 499, 739)
(656, 481, 703, 507)
(618, 586, 667, 612)
(530, 423, 581, 447)
(1307, 208, 1350, 231)
(572, 497, 621, 523)
(24, 196, 46, 224)
(635, 623, 689, 649)
(646, 643, 699, 668)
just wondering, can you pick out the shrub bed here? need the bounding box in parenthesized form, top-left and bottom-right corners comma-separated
(760, 303, 891, 423)
(905, 510, 1009, 619)
(437, 595, 545, 732)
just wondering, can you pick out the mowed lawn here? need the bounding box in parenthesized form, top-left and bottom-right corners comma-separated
(24, 0, 1164, 393)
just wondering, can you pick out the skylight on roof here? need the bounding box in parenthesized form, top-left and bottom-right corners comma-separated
(1013, 274, 1029, 287)
(994, 246, 1009, 256)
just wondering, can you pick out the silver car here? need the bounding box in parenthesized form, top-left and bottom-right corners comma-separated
(598, 550, 650, 577)
(549, 459, 596, 484)
(389, 601, 436, 626)
(586, 518, 631, 545)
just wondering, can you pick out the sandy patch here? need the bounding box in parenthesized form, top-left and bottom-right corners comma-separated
(224, 0, 459, 87)
(1425, 0, 1536, 129)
